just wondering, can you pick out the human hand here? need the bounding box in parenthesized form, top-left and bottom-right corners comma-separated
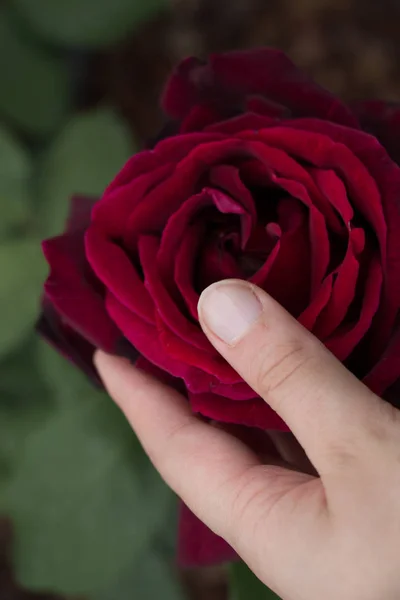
(95, 280, 400, 600)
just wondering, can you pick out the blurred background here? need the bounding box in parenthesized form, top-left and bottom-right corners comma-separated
(0, 0, 399, 599)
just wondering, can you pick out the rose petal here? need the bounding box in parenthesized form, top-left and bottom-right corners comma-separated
(262, 198, 311, 314)
(288, 119, 399, 354)
(246, 95, 290, 118)
(158, 186, 253, 291)
(106, 292, 199, 382)
(92, 163, 172, 237)
(250, 226, 281, 286)
(206, 112, 276, 134)
(272, 123, 387, 251)
(163, 49, 359, 128)
(310, 169, 353, 225)
(155, 131, 228, 163)
(197, 237, 243, 290)
(37, 299, 100, 384)
(139, 235, 213, 352)
(162, 57, 211, 119)
(125, 138, 249, 245)
(239, 133, 349, 233)
(66, 195, 97, 233)
(299, 274, 334, 330)
(105, 149, 165, 195)
(156, 313, 241, 384)
(180, 103, 223, 133)
(270, 176, 330, 294)
(354, 100, 400, 164)
(315, 229, 364, 339)
(189, 391, 289, 430)
(178, 503, 237, 566)
(208, 164, 257, 232)
(210, 49, 359, 127)
(43, 232, 121, 352)
(174, 222, 203, 320)
(85, 225, 155, 324)
(326, 256, 383, 360)
(364, 326, 400, 395)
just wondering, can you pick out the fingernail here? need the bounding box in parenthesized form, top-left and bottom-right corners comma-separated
(199, 282, 262, 345)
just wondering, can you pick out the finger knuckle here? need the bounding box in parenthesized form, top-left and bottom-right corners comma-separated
(254, 338, 313, 401)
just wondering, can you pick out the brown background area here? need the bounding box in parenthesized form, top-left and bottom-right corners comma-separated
(3, 0, 400, 598)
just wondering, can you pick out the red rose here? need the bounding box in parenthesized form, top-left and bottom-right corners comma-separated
(39, 48, 400, 563)
(40, 48, 400, 428)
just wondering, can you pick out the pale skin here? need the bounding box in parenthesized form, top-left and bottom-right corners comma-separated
(95, 280, 400, 600)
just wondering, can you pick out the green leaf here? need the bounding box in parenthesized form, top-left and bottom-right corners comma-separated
(37, 340, 95, 409)
(9, 0, 167, 48)
(230, 562, 281, 600)
(0, 337, 53, 509)
(96, 551, 185, 600)
(37, 107, 134, 237)
(0, 10, 70, 136)
(5, 388, 173, 595)
(0, 125, 31, 238)
(0, 238, 47, 360)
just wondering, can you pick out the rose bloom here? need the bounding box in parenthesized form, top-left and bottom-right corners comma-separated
(39, 49, 400, 564)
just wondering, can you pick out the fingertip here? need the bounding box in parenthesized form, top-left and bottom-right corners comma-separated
(198, 280, 263, 346)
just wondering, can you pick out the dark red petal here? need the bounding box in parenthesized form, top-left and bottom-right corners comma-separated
(315, 229, 364, 339)
(92, 163, 172, 238)
(43, 232, 120, 352)
(158, 183, 253, 290)
(139, 235, 213, 352)
(299, 274, 334, 330)
(240, 136, 342, 230)
(197, 238, 243, 289)
(125, 138, 248, 246)
(155, 131, 227, 163)
(174, 222, 203, 320)
(135, 356, 187, 395)
(37, 299, 100, 384)
(208, 164, 257, 227)
(178, 503, 237, 566)
(189, 391, 289, 430)
(156, 314, 241, 384)
(270, 175, 330, 294)
(310, 169, 353, 225)
(66, 195, 97, 233)
(246, 95, 290, 118)
(354, 100, 400, 164)
(263, 198, 311, 314)
(250, 226, 281, 287)
(180, 103, 223, 133)
(206, 380, 256, 400)
(158, 191, 212, 288)
(162, 56, 209, 119)
(85, 225, 155, 324)
(363, 326, 400, 395)
(106, 292, 199, 382)
(288, 118, 399, 353)
(105, 149, 164, 195)
(326, 256, 383, 360)
(274, 122, 387, 251)
(205, 112, 276, 135)
(209, 49, 359, 127)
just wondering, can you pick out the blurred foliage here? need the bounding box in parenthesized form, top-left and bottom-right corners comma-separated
(8, 0, 167, 48)
(230, 563, 281, 600)
(0, 125, 31, 238)
(0, 0, 188, 599)
(0, 0, 284, 598)
(37, 108, 134, 237)
(0, 9, 70, 137)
